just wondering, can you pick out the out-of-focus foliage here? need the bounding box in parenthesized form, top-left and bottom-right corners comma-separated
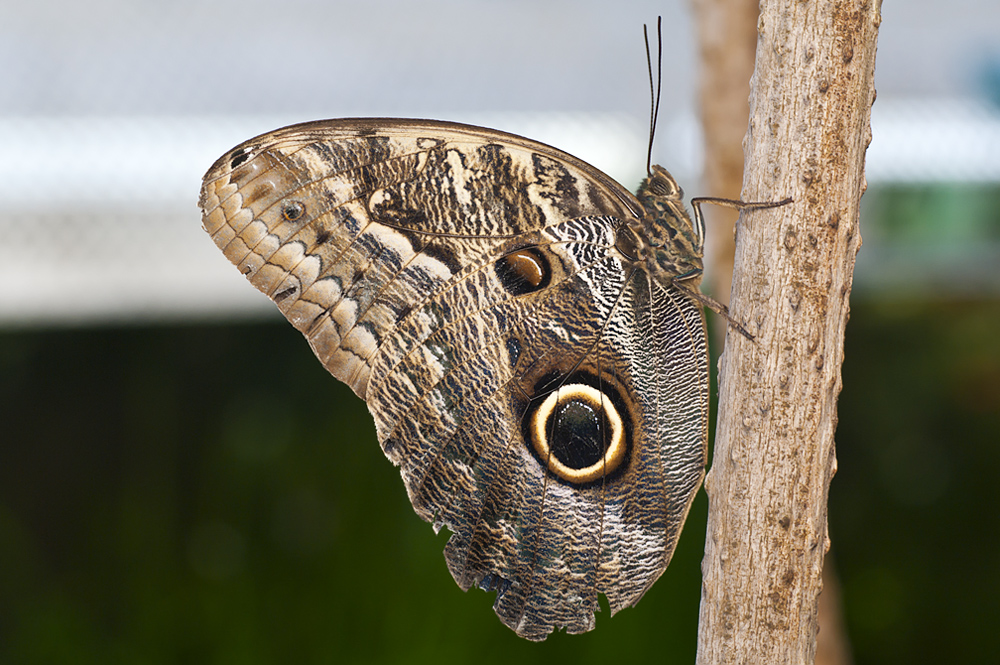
(0, 324, 706, 664)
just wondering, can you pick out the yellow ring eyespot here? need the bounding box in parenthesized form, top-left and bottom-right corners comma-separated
(281, 201, 305, 222)
(528, 383, 627, 484)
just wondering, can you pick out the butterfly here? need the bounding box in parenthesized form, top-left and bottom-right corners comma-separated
(199, 116, 785, 640)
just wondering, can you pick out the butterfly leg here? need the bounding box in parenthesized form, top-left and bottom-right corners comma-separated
(672, 282, 755, 341)
(683, 195, 792, 341)
(689, 195, 793, 236)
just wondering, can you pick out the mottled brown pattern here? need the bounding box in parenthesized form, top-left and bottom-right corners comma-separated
(199, 118, 710, 640)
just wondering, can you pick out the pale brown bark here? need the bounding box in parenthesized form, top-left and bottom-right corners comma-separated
(692, 0, 854, 663)
(695, 1, 880, 663)
(692, 2, 855, 660)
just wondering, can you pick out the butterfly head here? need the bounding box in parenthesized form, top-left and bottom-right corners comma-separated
(632, 165, 704, 285)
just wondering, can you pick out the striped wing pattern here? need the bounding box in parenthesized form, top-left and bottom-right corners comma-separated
(199, 119, 708, 639)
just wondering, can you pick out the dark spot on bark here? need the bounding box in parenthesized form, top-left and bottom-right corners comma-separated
(784, 228, 798, 252)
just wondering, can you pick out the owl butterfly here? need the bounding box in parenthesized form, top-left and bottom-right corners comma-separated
(199, 115, 784, 639)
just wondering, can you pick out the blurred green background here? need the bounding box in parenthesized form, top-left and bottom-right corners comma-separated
(0, 322, 711, 663)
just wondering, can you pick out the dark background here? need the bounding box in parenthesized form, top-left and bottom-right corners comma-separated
(3, 287, 999, 663)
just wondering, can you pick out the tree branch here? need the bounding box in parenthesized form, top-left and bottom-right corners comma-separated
(696, 1, 881, 662)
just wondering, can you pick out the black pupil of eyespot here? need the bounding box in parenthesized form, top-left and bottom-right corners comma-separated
(549, 399, 608, 470)
(495, 248, 549, 296)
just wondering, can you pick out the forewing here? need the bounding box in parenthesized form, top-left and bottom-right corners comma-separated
(200, 118, 639, 398)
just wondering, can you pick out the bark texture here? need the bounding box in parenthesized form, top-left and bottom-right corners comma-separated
(696, 1, 881, 663)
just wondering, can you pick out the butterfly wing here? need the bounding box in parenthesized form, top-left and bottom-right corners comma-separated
(199, 118, 708, 639)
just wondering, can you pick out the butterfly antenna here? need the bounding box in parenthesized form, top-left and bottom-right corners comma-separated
(644, 17, 663, 177)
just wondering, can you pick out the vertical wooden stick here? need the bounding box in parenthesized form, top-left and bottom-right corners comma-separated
(696, 1, 881, 663)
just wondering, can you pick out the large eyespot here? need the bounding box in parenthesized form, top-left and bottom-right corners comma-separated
(525, 379, 631, 485)
(495, 247, 550, 296)
(281, 201, 305, 222)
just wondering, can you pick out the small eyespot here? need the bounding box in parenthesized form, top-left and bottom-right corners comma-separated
(495, 247, 550, 296)
(281, 201, 305, 222)
(230, 147, 254, 169)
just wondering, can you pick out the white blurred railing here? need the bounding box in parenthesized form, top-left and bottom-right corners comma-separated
(1, 99, 998, 325)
